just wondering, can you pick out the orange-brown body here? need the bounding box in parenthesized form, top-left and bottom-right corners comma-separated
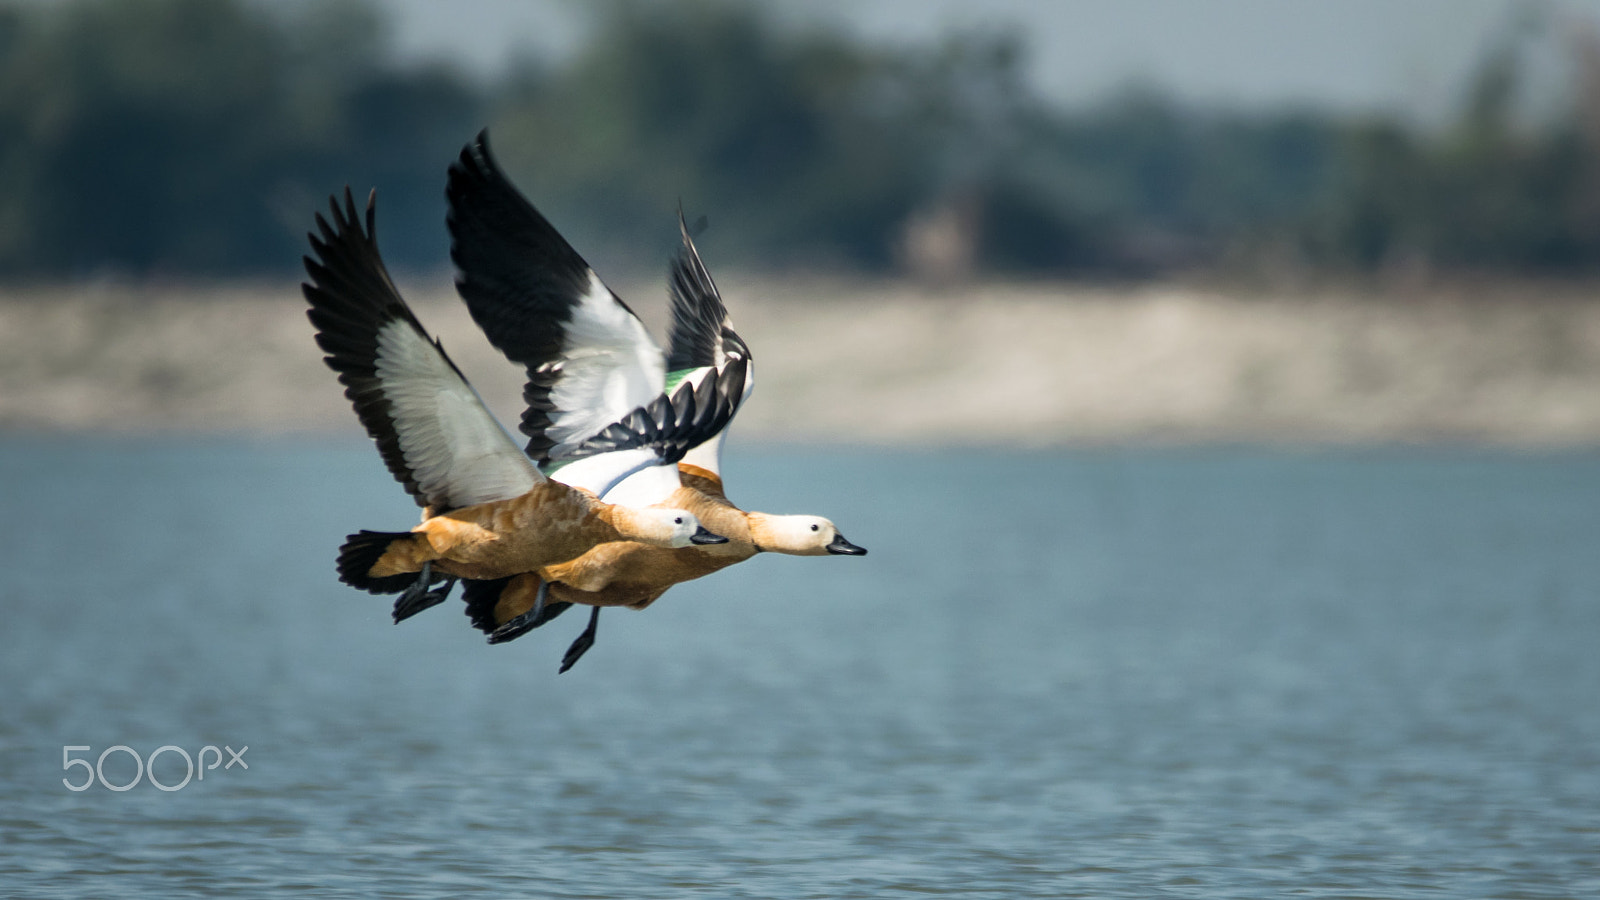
(366, 480, 648, 582)
(546, 468, 756, 597)
(482, 466, 757, 626)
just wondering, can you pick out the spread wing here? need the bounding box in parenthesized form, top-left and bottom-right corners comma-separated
(303, 188, 542, 513)
(549, 355, 749, 498)
(665, 209, 752, 380)
(661, 210, 755, 476)
(447, 130, 666, 466)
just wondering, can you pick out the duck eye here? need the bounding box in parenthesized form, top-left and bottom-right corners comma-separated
(810, 523, 819, 532)
(674, 517, 684, 525)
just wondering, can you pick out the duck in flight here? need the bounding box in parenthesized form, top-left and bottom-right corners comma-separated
(302, 188, 736, 622)
(443, 132, 865, 671)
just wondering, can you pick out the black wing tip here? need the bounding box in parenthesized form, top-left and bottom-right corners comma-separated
(445, 124, 593, 286)
(303, 185, 377, 270)
(562, 355, 748, 466)
(447, 127, 502, 200)
(664, 207, 750, 373)
(675, 198, 710, 238)
(448, 126, 655, 463)
(301, 184, 453, 512)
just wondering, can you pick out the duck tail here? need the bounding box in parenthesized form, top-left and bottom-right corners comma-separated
(337, 530, 424, 594)
(461, 576, 513, 633)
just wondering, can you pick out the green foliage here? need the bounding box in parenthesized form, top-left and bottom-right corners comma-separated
(0, 0, 1597, 279)
(1009, 93, 1343, 272)
(0, 0, 479, 277)
(1305, 18, 1600, 274)
(484, 1, 935, 268)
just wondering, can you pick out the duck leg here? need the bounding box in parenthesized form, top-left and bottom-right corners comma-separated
(392, 561, 456, 623)
(558, 607, 601, 674)
(488, 579, 574, 644)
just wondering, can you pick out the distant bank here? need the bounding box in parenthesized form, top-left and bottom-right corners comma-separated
(3, 278, 1599, 447)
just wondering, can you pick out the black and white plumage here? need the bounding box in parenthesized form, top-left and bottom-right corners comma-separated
(658, 207, 756, 480)
(303, 188, 541, 514)
(666, 210, 751, 378)
(442, 130, 769, 667)
(303, 189, 737, 636)
(446, 131, 748, 482)
(306, 187, 732, 510)
(436, 131, 864, 677)
(566, 358, 746, 466)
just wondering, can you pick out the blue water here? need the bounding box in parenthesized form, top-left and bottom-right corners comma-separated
(1, 438, 1597, 898)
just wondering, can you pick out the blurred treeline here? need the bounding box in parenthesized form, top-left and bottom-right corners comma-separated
(2, 0, 1599, 281)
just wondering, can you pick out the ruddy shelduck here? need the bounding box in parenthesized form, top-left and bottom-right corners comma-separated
(443, 132, 864, 670)
(302, 188, 736, 622)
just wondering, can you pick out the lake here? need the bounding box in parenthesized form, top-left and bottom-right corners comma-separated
(1, 438, 1597, 898)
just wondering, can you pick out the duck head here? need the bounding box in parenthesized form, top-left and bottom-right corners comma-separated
(748, 514, 866, 556)
(630, 508, 727, 549)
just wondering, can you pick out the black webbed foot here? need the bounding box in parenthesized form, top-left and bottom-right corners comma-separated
(558, 607, 601, 674)
(392, 561, 452, 623)
(487, 580, 575, 644)
(488, 577, 546, 644)
(393, 574, 456, 622)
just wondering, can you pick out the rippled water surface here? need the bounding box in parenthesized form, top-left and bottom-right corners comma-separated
(2, 439, 1598, 898)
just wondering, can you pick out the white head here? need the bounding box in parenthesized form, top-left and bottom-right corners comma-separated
(626, 508, 729, 549)
(748, 514, 867, 557)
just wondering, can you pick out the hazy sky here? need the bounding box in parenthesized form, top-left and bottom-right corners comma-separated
(379, 0, 1600, 117)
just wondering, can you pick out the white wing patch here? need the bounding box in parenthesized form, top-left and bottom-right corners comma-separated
(375, 319, 541, 509)
(598, 463, 683, 507)
(551, 447, 666, 499)
(544, 270, 667, 459)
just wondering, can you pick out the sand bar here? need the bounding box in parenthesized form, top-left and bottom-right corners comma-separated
(4, 277, 1599, 446)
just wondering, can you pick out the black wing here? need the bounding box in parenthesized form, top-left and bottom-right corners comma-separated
(665, 208, 752, 374)
(562, 356, 749, 467)
(303, 188, 541, 512)
(447, 130, 666, 466)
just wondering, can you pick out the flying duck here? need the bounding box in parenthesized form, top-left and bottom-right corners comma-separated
(302, 188, 734, 623)
(443, 132, 865, 671)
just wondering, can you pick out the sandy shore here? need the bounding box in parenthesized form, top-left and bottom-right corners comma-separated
(3, 276, 1600, 446)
